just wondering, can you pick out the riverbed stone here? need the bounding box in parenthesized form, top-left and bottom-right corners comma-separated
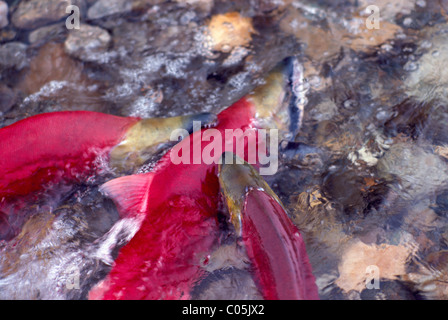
(0, 1, 8, 29)
(11, 0, 83, 30)
(87, 0, 132, 19)
(0, 42, 28, 71)
(0, 84, 16, 113)
(87, 0, 165, 19)
(64, 24, 111, 62)
(377, 142, 448, 199)
(28, 23, 67, 44)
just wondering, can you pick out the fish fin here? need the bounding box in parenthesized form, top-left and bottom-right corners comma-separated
(100, 173, 154, 217)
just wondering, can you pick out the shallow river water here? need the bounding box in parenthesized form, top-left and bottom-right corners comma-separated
(1, 0, 448, 300)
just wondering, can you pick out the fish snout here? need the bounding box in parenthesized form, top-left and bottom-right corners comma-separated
(109, 112, 217, 172)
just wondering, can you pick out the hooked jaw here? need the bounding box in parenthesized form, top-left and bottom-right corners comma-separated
(109, 112, 217, 171)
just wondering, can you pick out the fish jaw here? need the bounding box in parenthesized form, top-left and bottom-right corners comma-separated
(219, 153, 319, 300)
(109, 112, 217, 172)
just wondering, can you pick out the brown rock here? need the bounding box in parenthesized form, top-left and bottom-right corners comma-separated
(19, 42, 83, 95)
(64, 24, 111, 63)
(12, 0, 83, 30)
(206, 12, 255, 53)
(336, 239, 417, 293)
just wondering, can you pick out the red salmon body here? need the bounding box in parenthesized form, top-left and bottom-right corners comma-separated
(0, 111, 138, 203)
(243, 189, 319, 300)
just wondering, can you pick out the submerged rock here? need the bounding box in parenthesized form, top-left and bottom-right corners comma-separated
(205, 12, 254, 53)
(192, 268, 262, 300)
(0, 28, 16, 43)
(360, 280, 416, 300)
(0, 1, 8, 29)
(0, 84, 16, 113)
(28, 23, 67, 44)
(377, 142, 448, 200)
(64, 24, 111, 63)
(405, 29, 448, 104)
(11, 0, 84, 30)
(405, 250, 448, 299)
(0, 42, 28, 71)
(17, 42, 106, 120)
(336, 237, 417, 294)
(0, 188, 122, 299)
(176, 0, 214, 13)
(87, 0, 132, 19)
(20, 42, 85, 94)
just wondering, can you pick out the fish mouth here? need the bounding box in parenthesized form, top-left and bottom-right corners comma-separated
(183, 112, 218, 132)
(218, 151, 283, 236)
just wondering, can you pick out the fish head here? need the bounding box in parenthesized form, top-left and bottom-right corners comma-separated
(247, 56, 304, 136)
(218, 152, 283, 236)
(109, 112, 217, 172)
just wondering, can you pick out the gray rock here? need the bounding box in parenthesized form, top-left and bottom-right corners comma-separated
(11, 0, 83, 30)
(64, 24, 111, 62)
(87, 0, 132, 19)
(28, 23, 67, 44)
(0, 85, 16, 113)
(377, 142, 448, 199)
(192, 269, 262, 300)
(87, 0, 165, 20)
(0, 1, 8, 29)
(309, 99, 338, 122)
(0, 42, 28, 71)
(405, 31, 448, 104)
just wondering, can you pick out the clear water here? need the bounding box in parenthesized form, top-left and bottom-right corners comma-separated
(2, 0, 448, 300)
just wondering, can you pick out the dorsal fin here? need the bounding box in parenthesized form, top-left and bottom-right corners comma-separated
(100, 173, 154, 218)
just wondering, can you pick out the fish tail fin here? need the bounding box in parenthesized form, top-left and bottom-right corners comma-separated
(100, 173, 154, 217)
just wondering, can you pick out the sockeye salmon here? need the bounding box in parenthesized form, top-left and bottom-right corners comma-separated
(90, 57, 319, 299)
